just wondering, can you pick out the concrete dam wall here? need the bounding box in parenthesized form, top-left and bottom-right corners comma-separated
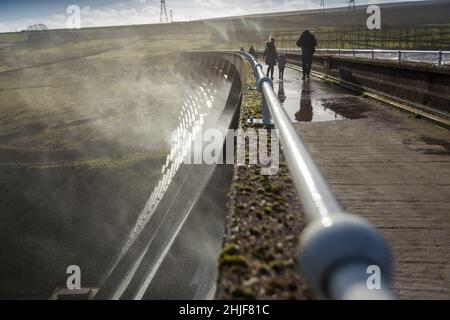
(96, 52, 245, 299)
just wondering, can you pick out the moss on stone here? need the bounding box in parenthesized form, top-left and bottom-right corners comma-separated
(230, 285, 256, 300)
(220, 243, 240, 256)
(269, 260, 284, 273)
(220, 254, 248, 267)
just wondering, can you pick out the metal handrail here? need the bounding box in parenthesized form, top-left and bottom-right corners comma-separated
(277, 48, 449, 65)
(239, 51, 393, 300)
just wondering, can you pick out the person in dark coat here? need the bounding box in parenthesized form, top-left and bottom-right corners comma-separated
(296, 30, 317, 80)
(248, 45, 256, 57)
(263, 36, 277, 80)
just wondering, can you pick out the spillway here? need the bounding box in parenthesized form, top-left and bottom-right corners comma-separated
(96, 52, 245, 299)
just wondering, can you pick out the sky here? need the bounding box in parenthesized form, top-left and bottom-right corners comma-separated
(0, 0, 419, 32)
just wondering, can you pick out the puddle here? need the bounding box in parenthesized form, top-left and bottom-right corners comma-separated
(320, 96, 370, 120)
(273, 68, 369, 123)
(418, 137, 450, 155)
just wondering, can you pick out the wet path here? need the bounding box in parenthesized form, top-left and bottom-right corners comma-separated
(271, 65, 367, 123)
(276, 64, 450, 298)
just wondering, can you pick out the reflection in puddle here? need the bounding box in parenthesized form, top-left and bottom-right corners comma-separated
(277, 81, 286, 103)
(295, 81, 313, 122)
(266, 61, 370, 123)
(277, 79, 346, 123)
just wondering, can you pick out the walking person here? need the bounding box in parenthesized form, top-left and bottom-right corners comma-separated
(278, 51, 286, 80)
(263, 36, 277, 80)
(248, 45, 256, 57)
(296, 30, 317, 80)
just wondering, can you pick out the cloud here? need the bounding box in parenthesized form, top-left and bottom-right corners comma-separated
(0, 22, 14, 33)
(0, 19, 34, 33)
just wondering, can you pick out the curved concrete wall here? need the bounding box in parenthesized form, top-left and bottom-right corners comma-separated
(96, 53, 245, 299)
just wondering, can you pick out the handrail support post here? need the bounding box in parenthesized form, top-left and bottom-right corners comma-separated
(261, 94, 271, 125)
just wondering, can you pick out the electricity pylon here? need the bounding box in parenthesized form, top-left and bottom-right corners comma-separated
(320, 0, 325, 9)
(160, 0, 168, 23)
(348, 0, 356, 10)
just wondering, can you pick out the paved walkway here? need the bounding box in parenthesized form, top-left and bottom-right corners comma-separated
(280, 65, 450, 299)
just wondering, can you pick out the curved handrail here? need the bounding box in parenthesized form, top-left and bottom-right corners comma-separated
(271, 48, 449, 65)
(239, 51, 394, 300)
